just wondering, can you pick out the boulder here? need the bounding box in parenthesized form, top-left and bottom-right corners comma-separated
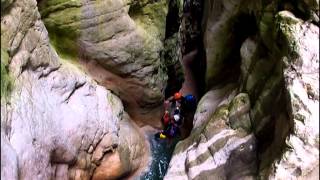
(92, 113, 149, 180)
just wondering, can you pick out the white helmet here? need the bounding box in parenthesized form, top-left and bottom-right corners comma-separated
(173, 114, 180, 121)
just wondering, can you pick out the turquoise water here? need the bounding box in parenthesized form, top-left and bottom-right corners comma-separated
(140, 134, 181, 180)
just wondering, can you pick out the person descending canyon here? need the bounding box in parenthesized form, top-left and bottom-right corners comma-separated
(156, 92, 190, 140)
(156, 92, 197, 140)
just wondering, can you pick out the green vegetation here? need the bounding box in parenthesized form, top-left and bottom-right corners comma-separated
(129, 0, 168, 40)
(1, 48, 12, 101)
(38, 0, 81, 18)
(211, 105, 230, 121)
(275, 11, 301, 55)
(46, 26, 80, 61)
(1, 0, 13, 12)
(228, 93, 249, 113)
(39, 0, 81, 61)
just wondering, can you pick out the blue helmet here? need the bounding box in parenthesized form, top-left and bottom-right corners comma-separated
(185, 94, 196, 102)
(184, 94, 197, 110)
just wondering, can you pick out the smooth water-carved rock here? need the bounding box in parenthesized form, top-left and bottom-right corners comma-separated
(92, 113, 149, 180)
(1, 132, 18, 180)
(1, 0, 149, 179)
(192, 84, 237, 129)
(202, 0, 259, 87)
(240, 37, 257, 82)
(38, 0, 168, 126)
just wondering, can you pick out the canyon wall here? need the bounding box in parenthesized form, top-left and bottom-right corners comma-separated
(1, 0, 169, 179)
(165, 0, 319, 179)
(1, 0, 319, 179)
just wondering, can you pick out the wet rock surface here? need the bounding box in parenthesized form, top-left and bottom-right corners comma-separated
(141, 128, 180, 180)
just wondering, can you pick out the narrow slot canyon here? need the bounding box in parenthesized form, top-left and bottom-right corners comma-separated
(1, 0, 319, 180)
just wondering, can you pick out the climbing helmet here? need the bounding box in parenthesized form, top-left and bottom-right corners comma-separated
(174, 92, 182, 100)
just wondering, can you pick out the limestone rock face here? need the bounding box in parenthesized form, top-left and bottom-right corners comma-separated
(92, 113, 149, 180)
(202, 0, 254, 87)
(270, 11, 319, 180)
(1, 132, 18, 180)
(37, 0, 169, 126)
(1, 0, 148, 179)
(167, 0, 319, 179)
(239, 9, 319, 179)
(165, 87, 257, 180)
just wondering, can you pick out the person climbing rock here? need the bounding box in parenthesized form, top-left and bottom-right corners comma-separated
(156, 92, 187, 140)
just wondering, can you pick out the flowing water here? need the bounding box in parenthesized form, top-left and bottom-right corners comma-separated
(140, 134, 181, 180)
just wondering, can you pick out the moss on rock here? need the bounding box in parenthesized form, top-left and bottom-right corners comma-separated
(47, 28, 80, 61)
(38, 0, 82, 18)
(228, 93, 252, 132)
(229, 93, 250, 114)
(275, 11, 303, 55)
(251, 60, 284, 136)
(211, 105, 230, 122)
(162, 33, 184, 96)
(1, 48, 12, 101)
(129, 0, 168, 41)
(39, 0, 82, 61)
(245, 57, 276, 100)
(259, 3, 277, 51)
(1, 0, 13, 12)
